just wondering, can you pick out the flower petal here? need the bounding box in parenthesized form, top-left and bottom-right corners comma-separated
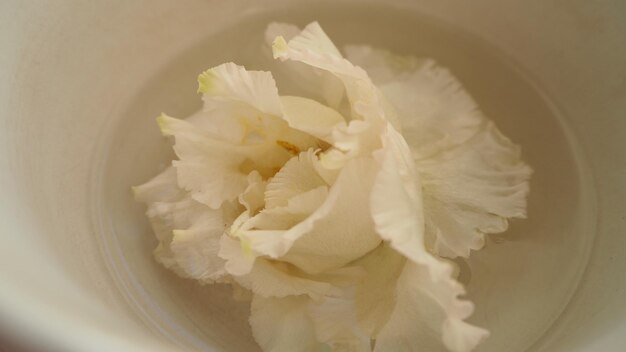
(264, 149, 328, 209)
(254, 186, 329, 231)
(280, 95, 347, 143)
(173, 158, 249, 210)
(132, 166, 184, 203)
(265, 22, 301, 44)
(134, 167, 215, 275)
(158, 110, 318, 208)
(345, 46, 483, 158)
(272, 22, 383, 123)
(219, 233, 257, 277)
(198, 62, 283, 117)
(374, 261, 489, 352)
(239, 170, 267, 214)
(418, 122, 532, 258)
(319, 119, 385, 171)
(242, 158, 382, 274)
(369, 124, 487, 351)
(236, 259, 344, 299)
(250, 295, 326, 352)
(196, 63, 321, 173)
(145, 195, 209, 242)
(247, 266, 370, 350)
(271, 23, 401, 171)
(157, 113, 250, 208)
(280, 157, 382, 274)
(370, 124, 442, 274)
(309, 293, 372, 352)
(222, 220, 357, 300)
(266, 22, 345, 110)
(344, 45, 427, 85)
(170, 208, 227, 283)
(272, 22, 366, 83)
(353, 244, 406, 337)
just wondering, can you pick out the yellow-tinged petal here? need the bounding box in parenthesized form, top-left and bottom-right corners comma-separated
(197, 62, 283, 117)
(265, 22, 345, 110)
(272, 36, 289, 58)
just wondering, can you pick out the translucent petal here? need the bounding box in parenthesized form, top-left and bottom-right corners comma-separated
(345, 46, 483, 158)
(152, 242, 183, 275)
(145, 196, 208, 241)
(373, 261, 489, 352)
(418, 122, 532, 258)
(143, 203, 201, 272)
(132, 166, 184, 204)
(170, 208, 227, 283)
(134, 167, 215, 276)
(351, 44, 531, 261)
(370, 125, 442, 274)
(344, 45, 427, 85)
(369, 125, 488, 351)
(246, 266, 371, 350)
(309, 293, 372, 352)
(250, 295, 325, 352)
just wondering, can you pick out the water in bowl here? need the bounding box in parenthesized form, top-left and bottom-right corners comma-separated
(93, 3, 596, 351)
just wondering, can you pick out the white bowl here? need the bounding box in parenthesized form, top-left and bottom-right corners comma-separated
(1, 1, 625, 351)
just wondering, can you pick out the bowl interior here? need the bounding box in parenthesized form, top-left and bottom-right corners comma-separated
(97, 4, 596, 351)
(5, 1, 626, 352)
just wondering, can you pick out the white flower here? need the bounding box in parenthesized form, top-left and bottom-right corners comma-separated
(134, 22, 531, 352)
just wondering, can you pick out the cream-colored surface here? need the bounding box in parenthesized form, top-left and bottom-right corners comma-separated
(0, 1, 624, 351)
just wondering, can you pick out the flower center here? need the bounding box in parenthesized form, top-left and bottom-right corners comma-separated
(276, 140, 301, 156)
